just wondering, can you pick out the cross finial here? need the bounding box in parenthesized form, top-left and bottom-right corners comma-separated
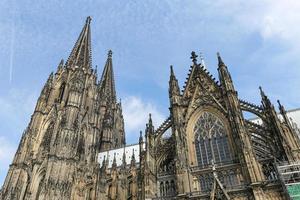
(108, 50, 113, 58)
(190, 51, 198, 65)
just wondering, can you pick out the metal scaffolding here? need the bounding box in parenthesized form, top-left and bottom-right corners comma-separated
(277, 161, 300, 200)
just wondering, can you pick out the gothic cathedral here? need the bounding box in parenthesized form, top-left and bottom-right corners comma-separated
(1, 17, 300, 200)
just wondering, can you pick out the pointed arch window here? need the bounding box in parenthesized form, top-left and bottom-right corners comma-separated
(194, 112, 232, 167)
(58, 83, 66, 103)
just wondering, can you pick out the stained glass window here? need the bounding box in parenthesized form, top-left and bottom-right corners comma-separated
(194, 112, 232, 167)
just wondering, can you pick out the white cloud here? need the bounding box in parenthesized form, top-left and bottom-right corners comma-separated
(122, 96, 165, 143)
(260, 1, 300, 41)
(0, 88, 37, 185)
(223, 0, 300, 45)
(0, 89, 37, 136)
(0, 136, 15, 166)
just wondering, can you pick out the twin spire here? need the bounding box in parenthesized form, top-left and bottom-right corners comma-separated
(65, 17, 117, 103)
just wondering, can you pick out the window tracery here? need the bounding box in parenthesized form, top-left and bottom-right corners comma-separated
(194, 112, 232, 167)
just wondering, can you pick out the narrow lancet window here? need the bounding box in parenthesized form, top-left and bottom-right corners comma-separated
(58, 83, 66, 103)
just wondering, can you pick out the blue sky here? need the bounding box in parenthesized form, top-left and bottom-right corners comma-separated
(1, 0, 300, 185)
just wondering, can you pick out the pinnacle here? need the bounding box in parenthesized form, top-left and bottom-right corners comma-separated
(108, 50, 113, 58)
(139, 131, 143, 143)
(131, 149, 136, 165)
(259, 86, 265, 96)
(148, 113, 152, 125)
(277, 100, 286, 113)
(98, 49, 117, 103)
(59, 59, 64, 65)
(277, 100, 282, 106)
(170, 65, 174, 76)
(86, 16, 92, 24)
(217, 52, 225, 66)
(190, 51, 198, 65)
(112, 152, 117, 168)
(169, 65, 177, 81)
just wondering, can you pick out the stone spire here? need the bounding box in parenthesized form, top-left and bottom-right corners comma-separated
(112, 153, 117, 169)
(36, 72, 53, 110)
(122, 146, 127, 168)
(56, 59, 64, 72)
(146, 113, 154, 135)
(217, 52, 234, 92)
(131, 149, 136, 167)
(217, 52, 225, 66)
(65, 16, 92, 69)
(277, 100, 286, 116)
(259, 86, 272, 109)
(139, 131, 143, 144)
(43, 72, 54, 92)
(169, 65, 180, 98)
(278, 100, 294, 132)
(99, 50, 116, 104)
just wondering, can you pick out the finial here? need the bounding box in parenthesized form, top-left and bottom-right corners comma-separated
(108, 50, 113, 58)
(139, 131, 143, 143)
(170, 65, 174, 76)
(148, 113, 152, 124)
(277, 99, 286, 114)
(277, 100, 282, 107)
(259, 86, 264, 94)
(190, 51, 198, 65)
(217, 52, 224, 65)
(86, 16, 92, 25)
(259, 86, 266, 97)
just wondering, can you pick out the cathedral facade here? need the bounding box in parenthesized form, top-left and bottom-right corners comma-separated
(1, 17, 300, 200)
